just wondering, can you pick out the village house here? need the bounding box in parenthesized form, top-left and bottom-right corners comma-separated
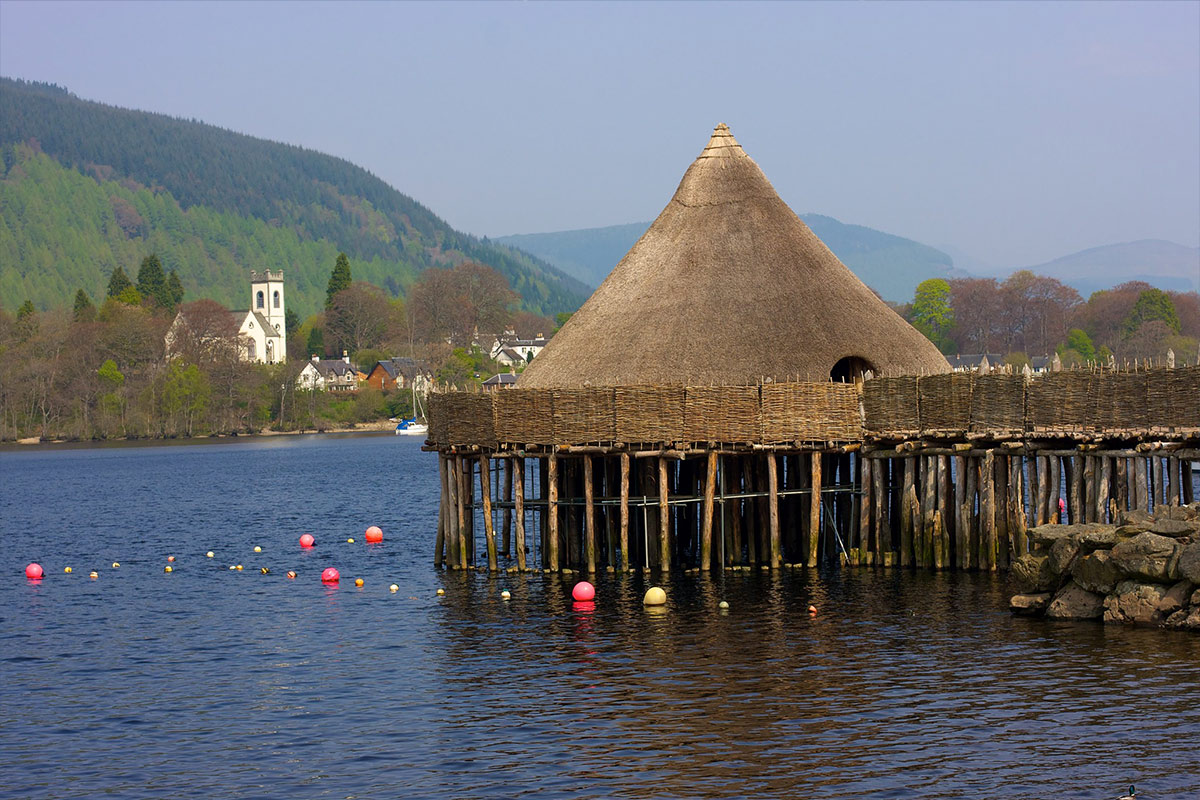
(167, 270, 287, 364)
(296, 352, 360, 391)
(367, 357, 424, 392)
(489, 329, 548, 367)
(482, 372, 519, 390)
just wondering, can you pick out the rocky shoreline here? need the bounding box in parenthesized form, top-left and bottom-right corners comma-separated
(1010, 504, 1200, 631)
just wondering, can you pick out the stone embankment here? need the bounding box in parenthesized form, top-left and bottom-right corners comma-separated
(1010, 504, 1200, 632)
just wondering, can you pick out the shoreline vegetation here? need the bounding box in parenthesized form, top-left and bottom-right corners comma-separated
(6, 419, 398, 449)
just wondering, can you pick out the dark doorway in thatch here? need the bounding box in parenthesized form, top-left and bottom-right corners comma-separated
(831, 356, 876, 383)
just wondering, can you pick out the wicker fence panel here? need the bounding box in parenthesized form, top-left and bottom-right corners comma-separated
(553, 388, 617, 444)
(442, 393, 495, 447)
(1168, 366, 1200, 431)
(1106, 372, 1148, 432)
(615, 385, 685, 444)
(970, 373, 1025, 434)
(1027, 372, 1093, 432)
(427, 393, 450, 446)
(861, 376, 919, 435)
(820, 383, 864, 441)
(918, 373, 974, 434)
(683, 385, 761, 443)
(493, 389, 555, 446)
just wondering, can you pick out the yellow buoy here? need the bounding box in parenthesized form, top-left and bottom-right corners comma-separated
(389, 583, 399, 593)
(206, 551, 214, 558)
(236, 564, 244, 571)
(112, 562, 120, 569)
(260, 567, 269, 575)
(501, 590, 511, 600)
(64, 566, 72, 574)
(643, 586, 667, 606)
(164, 565, 173, 573)
(253, 546, 262, 553)
(718, 600, 729, 610)
(346, 537, 355, 544)
(436, 588, 445, 596)
(354, 578, 364, 587)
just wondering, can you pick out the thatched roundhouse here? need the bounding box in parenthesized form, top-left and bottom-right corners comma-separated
(519, 123, 950, 388)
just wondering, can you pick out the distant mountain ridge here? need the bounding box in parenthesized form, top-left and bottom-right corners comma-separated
(1018, 240, 1199, 296)
(499, 215, 960, 302)
(0, 77, 588, 318)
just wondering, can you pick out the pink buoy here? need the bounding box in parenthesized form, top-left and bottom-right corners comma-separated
(572, 581, 595, 602)
(25, 562, 44, 580)
(299, 533, 315, 548)
(321, 567, 340, 583)
(364, 526, 383, 543)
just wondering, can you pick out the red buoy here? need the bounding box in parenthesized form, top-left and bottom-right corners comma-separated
(364, 526, 383, 543)
(299, 533, 315, 548)
(321, 567, 340, 583)
(25, 562, 44, 580)
(572, 581, 595, 602)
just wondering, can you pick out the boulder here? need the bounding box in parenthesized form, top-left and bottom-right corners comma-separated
(1046, 582, 1105, 620)
(1010, 593, 1052, 616)
(1028, 524, 1075, 549)
(1118, 508, 1153, 528)
(1160, 504, 1199, 522)
(1071, 550, 1121, 595)
(1178, 542, 1200, 585)
(1156, 581, 1194, 616)
(1109, 532, 1179, 582)
(1103, 580, 1168, 625)
(1149, 517, 1200, 538)
(1049, 536, 1081, 574)
(1078, 528, 1122, 551)
(1192, 587, 1200, 607)
(1164, 606, 1200, 631)
(1011, 554, 1060, 593)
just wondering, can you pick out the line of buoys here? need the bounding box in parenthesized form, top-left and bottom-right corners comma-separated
(321, 567, 340, 583)
(25, 563, 43, 580)
(571, 581, 595, 602)
(364, 526, 383, 543)
(299, 534, 315, 548)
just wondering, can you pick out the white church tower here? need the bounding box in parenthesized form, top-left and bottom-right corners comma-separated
(248, 269, 287, 364)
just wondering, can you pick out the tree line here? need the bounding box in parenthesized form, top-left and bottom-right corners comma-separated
(902, 271, 1199, 366)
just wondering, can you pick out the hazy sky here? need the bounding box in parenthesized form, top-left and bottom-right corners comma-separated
(1, 0, 1197, 267)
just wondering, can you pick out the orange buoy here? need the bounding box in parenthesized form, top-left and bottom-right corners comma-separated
(286, 570, 297, 579)
(808, 605, 818, 615)
(321, 567, 340, 583)
(364, 526, 383, 543)
(25, 563, 43, 580)
(299, 533, 315, 548)
(167, 555, 175, 563)
(354, 578, 364, 587)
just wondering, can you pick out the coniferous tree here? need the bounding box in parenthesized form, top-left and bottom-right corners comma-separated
(284, 308, 299, 335)
(73, 288, 96, 322)
(136, 254, 171, 308)
(107, 266, 133, 298)
(167, 270, 185, 308)
(17, 299, 35, 319)
(306, 325, 325, 358)
(325, 253, 352, 309)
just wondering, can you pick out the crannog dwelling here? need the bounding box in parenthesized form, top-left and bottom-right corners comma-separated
(296, 353, 360, 391)
(167, 270, 287, 364)
(490, 331, 548, 367)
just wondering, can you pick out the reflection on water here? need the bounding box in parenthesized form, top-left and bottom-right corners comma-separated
(1, 436, 1198, 799)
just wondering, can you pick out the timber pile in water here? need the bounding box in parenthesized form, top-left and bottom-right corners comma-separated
(1010, 504, 1200, 631)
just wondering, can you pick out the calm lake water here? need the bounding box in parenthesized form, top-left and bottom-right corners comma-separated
(2, 435, 1198, 799)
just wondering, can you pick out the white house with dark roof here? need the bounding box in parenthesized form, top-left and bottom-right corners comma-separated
(490, 330, 548, 367)
(297, 353, 360, 391)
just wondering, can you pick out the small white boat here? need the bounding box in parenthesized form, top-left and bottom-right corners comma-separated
(395, 420, 428, 436)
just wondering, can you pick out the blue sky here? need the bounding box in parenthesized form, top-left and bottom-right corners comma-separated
(1, 0, 1197, 267)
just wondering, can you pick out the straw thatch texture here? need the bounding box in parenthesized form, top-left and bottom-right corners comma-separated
(918, 373, 974, 434)
(518, 124, 950, 389)
(615, 385, 685, 443)
(970, 373, 1025, 434)
(443, 393, 495, 447)
(553, 388, 617, 444)
(861, 376, 920, 436)
(683, 385, 761, 443)
(493, 389, 555, 445)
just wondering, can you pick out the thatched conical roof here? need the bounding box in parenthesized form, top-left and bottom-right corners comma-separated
(518, 124, 950, 387)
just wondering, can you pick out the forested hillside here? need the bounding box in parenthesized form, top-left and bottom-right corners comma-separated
(0, 77, 587, 318)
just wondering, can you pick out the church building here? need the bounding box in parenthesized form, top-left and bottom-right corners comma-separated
(237, 270, 287, 364)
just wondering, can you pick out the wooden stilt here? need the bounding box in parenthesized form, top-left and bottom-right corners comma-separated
(1048, 456, 1061, 524)
(479, 455, 497, 571)
(808, 453, 822, 568)
(1084, 456, 1097, 523)
(880, 457, 893, 561)
(514, 457, 526, 571)
(954, 455, 967, 570)
(1116, 457, 1129, 512)
(1134, 457, 1149, 511)
(903, 456, 918, 568)
(940, 455, 953, 567)
(993, 455, 1008, 570)
(1183, 459, 1195, 505)
(932, 510, 944, 571)
(547, 454, 559, 570)
(1036, 455, 1051, 526)
(859, 457, 874, 563)
(583, 455, 596, 573)
(1028, 455, 1041, 527)
(1097, 456, 1111, 523)
(618, 453, 630, 572)
(659, 457, 670, 572)
(922, 455, 937, 568)
(455, 456, 468, 569)
(701, 451, 717, 570)
(1009, 455, 1027, 558)
(981, 450, 996, 571)
(1151, 456, 1163, 511)
(501, 459, 513, 557)
(964, 455, 978, 570)
(1168, 456, 1181, 506)
(1070, 455, 1084, 524)
(767, 453, 780, 568)
(434, 455, 447, 567)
